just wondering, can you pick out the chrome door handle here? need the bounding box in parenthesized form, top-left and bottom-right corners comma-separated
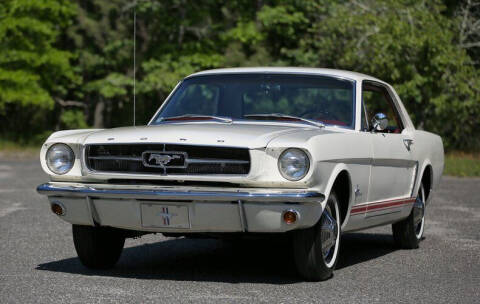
(403, 139, 414, 150)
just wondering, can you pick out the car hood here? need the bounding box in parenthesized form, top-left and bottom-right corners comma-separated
(81, 122, 320, 149)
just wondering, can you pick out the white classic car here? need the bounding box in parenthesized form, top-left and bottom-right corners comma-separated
(37, 67, 444, 281)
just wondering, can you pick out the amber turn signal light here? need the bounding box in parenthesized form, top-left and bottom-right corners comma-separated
(283, 210, 298, 224)
(51, 202, 65, 216)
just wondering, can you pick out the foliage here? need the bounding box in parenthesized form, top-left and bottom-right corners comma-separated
(0, 0, 479, 151)
(0, 0, 78, 111)
(280, 0, 480, 150)
(60, 109, 88, 129)
(444, 152, 480, 176)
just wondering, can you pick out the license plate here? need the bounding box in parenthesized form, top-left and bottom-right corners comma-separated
(141, 204, 190, 228)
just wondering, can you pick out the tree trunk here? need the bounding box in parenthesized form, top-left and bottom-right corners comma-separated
(93, 100, 105, 128)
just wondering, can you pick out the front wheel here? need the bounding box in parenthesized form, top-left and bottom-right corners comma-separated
(72, 225, 125, 269)
(293, 191, 341, 281)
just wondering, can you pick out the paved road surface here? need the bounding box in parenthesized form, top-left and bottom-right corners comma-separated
(1, 159, 479, 303)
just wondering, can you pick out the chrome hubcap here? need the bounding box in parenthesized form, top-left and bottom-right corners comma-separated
(414, 185, 426, 239)
(413, 197, 424, 226)
(320, 206, 338, 260)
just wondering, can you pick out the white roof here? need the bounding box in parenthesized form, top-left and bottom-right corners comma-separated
(187, 67, 385, 83)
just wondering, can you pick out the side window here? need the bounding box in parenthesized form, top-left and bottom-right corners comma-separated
(362, 82, 403, 133)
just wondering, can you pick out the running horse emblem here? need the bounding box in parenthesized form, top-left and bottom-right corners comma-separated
(148, 153, 181, 167)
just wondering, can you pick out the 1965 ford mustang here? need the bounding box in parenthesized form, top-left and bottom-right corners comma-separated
(37, 68, 444, 281)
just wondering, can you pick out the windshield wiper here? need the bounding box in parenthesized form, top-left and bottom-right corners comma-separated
(158, 114, 233, 123)
(244, 113, 324, 128)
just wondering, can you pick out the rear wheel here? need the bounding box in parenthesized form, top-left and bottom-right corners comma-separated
(293, 191, 341, 281)
(72, 225, 125, 269)
(392, 183, 426, 249)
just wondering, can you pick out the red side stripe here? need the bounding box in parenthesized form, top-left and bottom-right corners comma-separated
(351, 206, 368, 214)
(351, 197, 415, 215)
(361, 197, 414, 207)
(366, 199, 414, 211)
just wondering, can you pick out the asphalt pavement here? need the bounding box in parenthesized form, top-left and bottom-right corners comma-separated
(1, 159, 479, 303)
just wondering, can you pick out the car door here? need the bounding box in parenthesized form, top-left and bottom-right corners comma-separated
(362, 81, 416, 213)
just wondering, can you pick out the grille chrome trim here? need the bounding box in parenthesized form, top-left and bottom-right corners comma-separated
(88, 156, 142, 161)
(87, 156, 250, 165)
(84, 143, 251, 175)
(186, 158, 250, 164)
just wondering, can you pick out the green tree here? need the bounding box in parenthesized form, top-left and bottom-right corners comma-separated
(282, 0, 480, 150)
(0, 0, 78, 141)
(0, 0, 77, 110)
(1, 0, 479, 150)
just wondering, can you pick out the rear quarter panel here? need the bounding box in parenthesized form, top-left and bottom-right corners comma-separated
(411, 130, 444, 201)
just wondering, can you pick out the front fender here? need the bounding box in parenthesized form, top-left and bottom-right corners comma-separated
(318, 162, 353, 230)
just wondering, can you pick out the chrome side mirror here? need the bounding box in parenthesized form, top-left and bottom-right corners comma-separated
(371, 113, 388, 131)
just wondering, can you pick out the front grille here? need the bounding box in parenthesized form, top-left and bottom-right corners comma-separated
(85, 144, 250, 175)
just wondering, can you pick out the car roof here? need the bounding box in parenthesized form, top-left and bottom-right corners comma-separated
(186, 67, 386, 83)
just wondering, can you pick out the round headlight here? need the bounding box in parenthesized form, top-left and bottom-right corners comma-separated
(46, 144, 75, 175)
(278, 148, 310, 181)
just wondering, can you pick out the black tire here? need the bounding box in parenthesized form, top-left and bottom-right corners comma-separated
(392, 183, 426, 249)
(72, 225, 125, 269)
(293, 191, 341, 281)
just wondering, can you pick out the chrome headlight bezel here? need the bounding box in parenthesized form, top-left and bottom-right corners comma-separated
(46, 143, 75, 175)
(278, 148, 310, 181)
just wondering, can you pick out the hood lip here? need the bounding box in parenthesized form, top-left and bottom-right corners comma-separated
(81, 122, 316, 149)
(80, 123, 346, 148)
(82, 141, 258, 150)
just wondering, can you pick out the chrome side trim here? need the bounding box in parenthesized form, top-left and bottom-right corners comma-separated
(37, 183, 325, 203)
(365, 210, 401, 219)
(327, 157, 417, 168)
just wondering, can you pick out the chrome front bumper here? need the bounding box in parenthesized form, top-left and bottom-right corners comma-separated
(37, 182, 325, 233)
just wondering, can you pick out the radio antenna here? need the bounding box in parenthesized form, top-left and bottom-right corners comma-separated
(133, 5, 136, 126)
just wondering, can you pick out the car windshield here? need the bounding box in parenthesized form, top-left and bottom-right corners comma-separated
(151, 73, 355, 128)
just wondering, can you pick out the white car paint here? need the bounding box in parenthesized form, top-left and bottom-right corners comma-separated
(37, 67, 444, 234)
